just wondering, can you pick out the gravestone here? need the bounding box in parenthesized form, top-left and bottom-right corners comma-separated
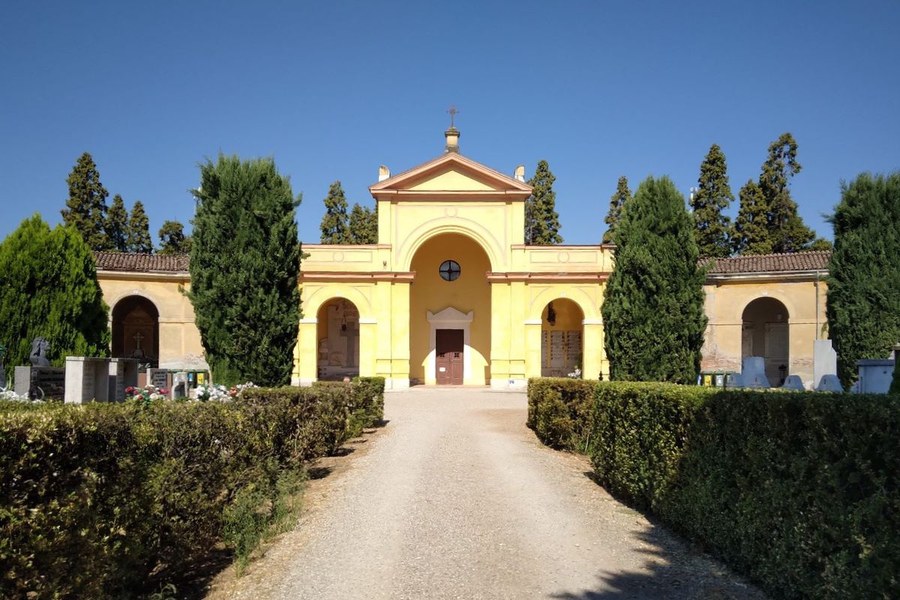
(148, 368, 169, 390)
(817, 374, 844, 392)
(781, 375, 805, 391)
(15, 365, 66, 400)
(108, 358, 139, 402)
(813, 340, 838, 392)
(0, 344, 6, 390)
(741, 356, 770, 388)
(65, 357, 111, 404)
(171, 372, 188, 400)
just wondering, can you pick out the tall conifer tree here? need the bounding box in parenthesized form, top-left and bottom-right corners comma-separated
(158, 220, 191, 255)
(602, 176, 707, 383)
(826, 172, 900, 387)
(62, 152, 111, 250)
(189, 155, 301, 386)
(602, 176, 631, 244)
(348, 203, 378, 244)
(525, 160, 563, 245)
(0, 215, 109, 376)
(320, 181, 350, 244)
(758, 133, 816, 253)
(105, 194, 129, 252)
(732, 180, 772, 255)
(126, 201, 153, 253)
(691, 144, 734, 257)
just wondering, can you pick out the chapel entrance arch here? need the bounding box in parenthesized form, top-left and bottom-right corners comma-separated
(112, 295, 159, 367)
(742, 297, 790, 385)
(317, 298, 360, 381)
(409, 232, 492, 385)
(540, 298, 584, 377)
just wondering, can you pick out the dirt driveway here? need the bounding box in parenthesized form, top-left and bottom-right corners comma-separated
(208, 388, 765, 599)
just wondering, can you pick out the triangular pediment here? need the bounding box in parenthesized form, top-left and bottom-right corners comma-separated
(370, 152, 532, 199)
(427, 307, 474, 323)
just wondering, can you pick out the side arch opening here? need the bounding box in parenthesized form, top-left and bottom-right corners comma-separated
(540, 298, 584, 377)
(316, 298, 360, 381)
(742, 297, 790, 385)
(112, 295, 160, 367)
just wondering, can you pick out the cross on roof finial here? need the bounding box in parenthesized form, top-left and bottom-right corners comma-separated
(447, 105, 459, 128)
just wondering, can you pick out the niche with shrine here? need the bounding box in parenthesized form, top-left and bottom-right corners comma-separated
(112, 295, 159, 367)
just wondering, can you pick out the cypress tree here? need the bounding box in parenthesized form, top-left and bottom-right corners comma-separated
(691, 144, 734, 257)
(525, 160, 563, 245)
(348, 203, 378, 244)
(189, 154, 301, 386)
(106, 194, 129, 252)
(0, 215, 109, 377)
(601, 176, 707, 383)
(602, 176, 631, 244)
(61, 152, 112, 250)
(320, 181, 350, 244)
(732, 180, 772, 255)
(826, 172, 900, 387)
(758, 133, 816, 253)
(158, 220, 191, 255)
(126, 201, 153, 253)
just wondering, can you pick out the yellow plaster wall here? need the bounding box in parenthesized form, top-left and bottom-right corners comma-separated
(409, 232, 492, 385)
(408, 168, 497, 191)
(702, 278, 827, 386)
(521, 283, 607, 380)
(394, 204, 509, 271)
(97, 274, 206, 369)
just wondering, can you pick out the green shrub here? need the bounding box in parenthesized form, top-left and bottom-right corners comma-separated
(526, 377, 598, 451)
(584, 382, 900, 599)
(0, 380, 386, 598)
(590, 382, 709, 510)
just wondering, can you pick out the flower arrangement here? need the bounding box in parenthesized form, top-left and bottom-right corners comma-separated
(194, 382, 258, 402)
(125, 385, 170, 405)
(1, 389, 35, 402)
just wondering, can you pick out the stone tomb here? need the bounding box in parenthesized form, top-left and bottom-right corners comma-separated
(109, 358, 139, 401)
(14, 365, 66, 400)
(63, 357, 138, 404)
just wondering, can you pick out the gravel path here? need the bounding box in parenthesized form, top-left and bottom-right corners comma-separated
(208, 388, 765, 600)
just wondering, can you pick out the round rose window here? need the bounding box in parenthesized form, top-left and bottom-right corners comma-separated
(439, 260, 461, 282)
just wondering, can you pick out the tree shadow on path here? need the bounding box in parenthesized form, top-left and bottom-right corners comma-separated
(549, 477, 766, 600)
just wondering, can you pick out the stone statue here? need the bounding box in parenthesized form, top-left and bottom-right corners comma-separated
(29, 338, 51, 367)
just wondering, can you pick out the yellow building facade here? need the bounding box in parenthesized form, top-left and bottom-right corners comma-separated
(95, 253, 208, 373)
(299, 131, 610, 389)
(94, 132, 832, 390)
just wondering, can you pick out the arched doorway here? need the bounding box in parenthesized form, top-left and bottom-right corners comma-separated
(742, 297, 790, 385)
(540, 298, 584, 377)
(112, 295, 159, 366)
(409, 232, 492, 385)
(317, 298, 360, 381)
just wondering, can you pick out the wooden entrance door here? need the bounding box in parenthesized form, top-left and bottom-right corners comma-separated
(435, 329, 464, 385)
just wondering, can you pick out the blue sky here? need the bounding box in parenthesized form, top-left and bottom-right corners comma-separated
(2, 1, 898, 246)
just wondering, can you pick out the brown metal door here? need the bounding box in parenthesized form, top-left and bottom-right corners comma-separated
(435, 329, 464, 385)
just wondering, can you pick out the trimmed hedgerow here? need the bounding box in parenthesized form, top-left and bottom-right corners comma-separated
(0, 380, 384, 599)
(526, 377, 597, 451)
(584, 382, 900, 599)
(311, 376, 385, 438)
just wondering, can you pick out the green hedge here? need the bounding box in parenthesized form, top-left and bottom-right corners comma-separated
(583, 382, 900, 599)
(0, 379, 385, 599)
(526, 377, 597, 451)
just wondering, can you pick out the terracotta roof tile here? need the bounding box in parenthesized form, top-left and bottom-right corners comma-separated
(704, 251, 830, 274)
(93, 252, 189, 273)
